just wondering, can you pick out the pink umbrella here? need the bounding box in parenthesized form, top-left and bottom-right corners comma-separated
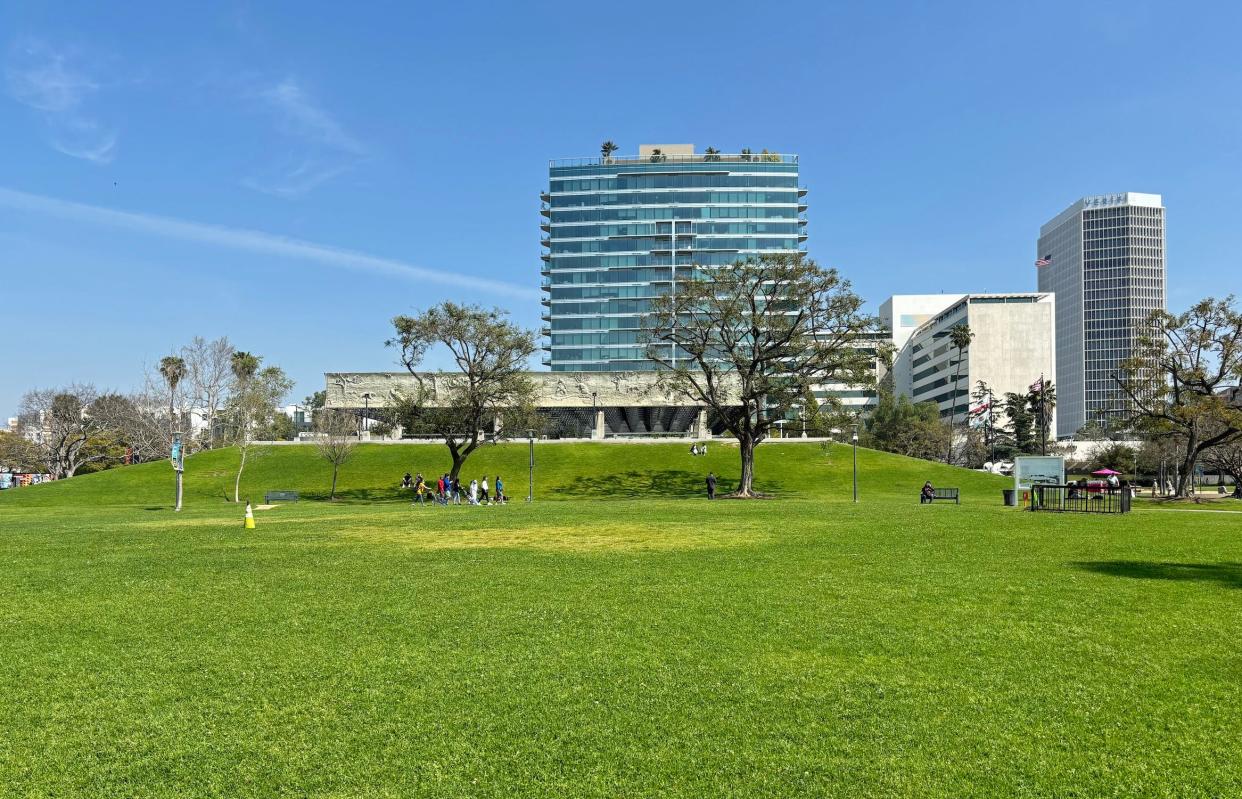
(1092, 468, 1123, 476)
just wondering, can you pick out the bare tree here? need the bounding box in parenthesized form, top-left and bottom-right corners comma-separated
(387, 303, 538, 483)
(182, 336, 235, 448)
(314, 410, 358, 501)
(645, 253, 877, 497)
(17, 385, 114, 478)
(1115, 297, 1242, 497)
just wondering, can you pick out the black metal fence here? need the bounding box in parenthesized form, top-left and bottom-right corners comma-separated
(1027, 484, 1132, 514)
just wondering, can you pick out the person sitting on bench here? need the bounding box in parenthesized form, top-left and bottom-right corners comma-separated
(920, 481, 935, 504)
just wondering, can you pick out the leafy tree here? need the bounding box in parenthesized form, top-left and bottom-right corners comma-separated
(863, 391, 950, 461)
(314, 410, 358, 501)
(225, 352, 294, 502)
(944, 324, 974, 463)
(646, 254, 876, 496)
(255, 413, 296, 441)
(0, 430, 40, 472)
(703, 146, 721, 162)
(600, 140, 619, 160)
(388, 303, 538, 483)
(16, 385, 114, 478)
(1002, 391, 1035, 454)
(1203, 439, 1242, 497)
(970, 380, 998, 464)
(648, 148, 665, 163)
(1114, 297, 1242, 497)
(799, 384, 824, 437)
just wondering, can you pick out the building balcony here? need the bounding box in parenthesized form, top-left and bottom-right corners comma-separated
(540, 310, 551, 322)
(540, 190, 550, 201)
(541, 354, 552, 366)
(798, 215, 808, 225)
(798, 187, 809, 197)
(540, 204, 551, 217)
(540, 220, 551, 232)
(798, 202, 808, 212)
(540, 296, 550, 306)
(540, 253, 550, 262)
(541, 237, 551, 248)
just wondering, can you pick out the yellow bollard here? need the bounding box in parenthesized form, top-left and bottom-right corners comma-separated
(244, 501, 256, 530)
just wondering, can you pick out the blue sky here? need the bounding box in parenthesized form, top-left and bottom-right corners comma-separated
(2, 0, 1240, 417)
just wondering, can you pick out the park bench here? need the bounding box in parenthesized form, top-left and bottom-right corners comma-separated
(264, 490, 299, 504)
(925, 488, 960, 504)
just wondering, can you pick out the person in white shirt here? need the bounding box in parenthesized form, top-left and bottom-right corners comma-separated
(481, 477, 490, 504)
(469, 479, 479, 505)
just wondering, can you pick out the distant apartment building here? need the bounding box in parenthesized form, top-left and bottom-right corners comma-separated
(541, 144, 807, 372)
(1037, 192, 1166, 437)
(884, 294, 1057, 426)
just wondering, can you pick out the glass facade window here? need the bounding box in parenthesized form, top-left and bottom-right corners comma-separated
(542, 149, 806, 371)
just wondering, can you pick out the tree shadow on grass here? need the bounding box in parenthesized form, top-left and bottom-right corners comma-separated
(558, 469, 786, 499)
(1071, 561, 1242, 589)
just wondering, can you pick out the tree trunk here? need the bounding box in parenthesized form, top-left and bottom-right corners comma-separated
(1176, 432, 1200, 498)
(234, 446, 247, 503)
(330, 464, 339, 501)
(735, 436, 756, 497)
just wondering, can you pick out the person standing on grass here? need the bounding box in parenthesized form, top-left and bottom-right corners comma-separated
(469, 479, 479, 505)
(706, 472, 717, 500)
(495, 476, 504, 504)
(481, 476, 490, 504)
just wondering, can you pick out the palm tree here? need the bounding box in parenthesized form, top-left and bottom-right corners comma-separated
(740, 147, 752, 162)
(649, 148, 665, 163)
(159, 354, 187, 512)
(704, 146, 720, 162)
(159, 355, 187, 439)
(1029, 379, 1056, 455)
(600, 140, 618, 161)
(945, 324, 975, 464)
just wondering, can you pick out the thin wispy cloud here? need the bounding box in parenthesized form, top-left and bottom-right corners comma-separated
(244, 77, 367, 197)
(4, 38, 118, 164)
(0, 186, 538, 301)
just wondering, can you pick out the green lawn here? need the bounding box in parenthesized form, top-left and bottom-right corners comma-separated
(1, 443, 1239, 797)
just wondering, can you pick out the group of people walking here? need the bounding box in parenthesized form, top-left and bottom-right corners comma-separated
(401, 472, 506, 506)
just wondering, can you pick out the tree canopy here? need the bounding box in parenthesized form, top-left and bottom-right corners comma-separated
(645, 253, 878, 496)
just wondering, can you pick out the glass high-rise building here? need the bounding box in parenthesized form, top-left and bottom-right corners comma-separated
(541, 144, 807, 371)
(1037, 192, 1166, 437)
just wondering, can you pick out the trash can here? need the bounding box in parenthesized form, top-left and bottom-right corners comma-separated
(1002, 489, 1017, 507)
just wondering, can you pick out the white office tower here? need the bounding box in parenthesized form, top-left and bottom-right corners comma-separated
(884, 294, 1056, 426)
(1037, 193, 1165, 437)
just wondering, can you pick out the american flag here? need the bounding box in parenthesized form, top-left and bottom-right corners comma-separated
(1030, 377, 1045, 393)
(1035, 255, 1053, 267)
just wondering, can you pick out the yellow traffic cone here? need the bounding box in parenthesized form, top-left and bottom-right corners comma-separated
(244, 501, 256, 530)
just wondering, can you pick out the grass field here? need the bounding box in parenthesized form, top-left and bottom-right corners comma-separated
(1, 442, 1239, 797)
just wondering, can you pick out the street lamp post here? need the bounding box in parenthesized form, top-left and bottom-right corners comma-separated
(851, 422, 860, 503)
(361, 393, 372, 437)
(527, 429, 535, 502)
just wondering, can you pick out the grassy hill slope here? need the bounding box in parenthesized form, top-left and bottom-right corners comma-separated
(0, 440, 1010, 507)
